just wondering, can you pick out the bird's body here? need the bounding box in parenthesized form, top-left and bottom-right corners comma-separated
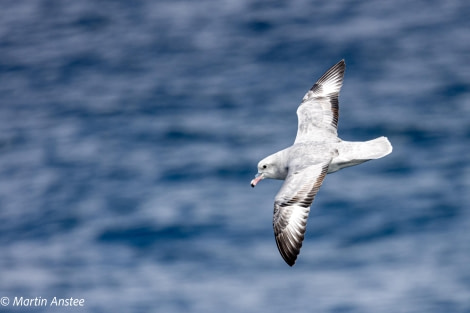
(251, 60, 392, 266)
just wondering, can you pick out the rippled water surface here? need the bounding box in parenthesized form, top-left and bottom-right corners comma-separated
(1, 1, 469, 312)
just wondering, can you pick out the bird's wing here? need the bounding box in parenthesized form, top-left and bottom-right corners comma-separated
(294, 60, 345, 143)
(273, 161, 330, 266)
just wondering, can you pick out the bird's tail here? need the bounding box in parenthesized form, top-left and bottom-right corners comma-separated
(358, 136, 393, 160)
(329, 136, 392, 173)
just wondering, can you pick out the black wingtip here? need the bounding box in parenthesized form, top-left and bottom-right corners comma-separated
(275, 234, 301, 267)
(282, 254, 297, 266)
(313, 59, 346, 89)
(332, 59, 346, 72)
(333, 59, 346, 72)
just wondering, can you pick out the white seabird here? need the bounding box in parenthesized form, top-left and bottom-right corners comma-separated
(251, 60, 392, 266)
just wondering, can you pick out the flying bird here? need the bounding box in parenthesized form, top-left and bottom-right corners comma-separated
(251, 60, 392, 266)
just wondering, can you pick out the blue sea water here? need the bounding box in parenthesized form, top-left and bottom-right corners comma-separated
(0, 0, 469, 312)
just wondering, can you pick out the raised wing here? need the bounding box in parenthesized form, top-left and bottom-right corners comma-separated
(295, 60, 345, 143)
(273, 162, 330, 266)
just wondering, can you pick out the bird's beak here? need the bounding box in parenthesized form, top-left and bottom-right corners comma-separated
(251, 173, 264, 188)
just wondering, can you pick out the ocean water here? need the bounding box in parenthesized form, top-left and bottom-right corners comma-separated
(0, 0, 469, 312)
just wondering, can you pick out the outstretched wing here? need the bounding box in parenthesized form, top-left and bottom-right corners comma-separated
(295, 60, 345, 143)
(273, 162, 330, 266)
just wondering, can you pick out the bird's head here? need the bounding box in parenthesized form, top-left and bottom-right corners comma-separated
(251, 154, 285, 187)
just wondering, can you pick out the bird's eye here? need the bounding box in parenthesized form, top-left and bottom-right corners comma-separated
(262, 165, 267, 169)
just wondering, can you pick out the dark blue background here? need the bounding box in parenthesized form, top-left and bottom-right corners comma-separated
(1, 1, 469, 312)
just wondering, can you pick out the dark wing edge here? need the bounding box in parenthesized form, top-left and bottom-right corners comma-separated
(273, 163, 330, 266)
